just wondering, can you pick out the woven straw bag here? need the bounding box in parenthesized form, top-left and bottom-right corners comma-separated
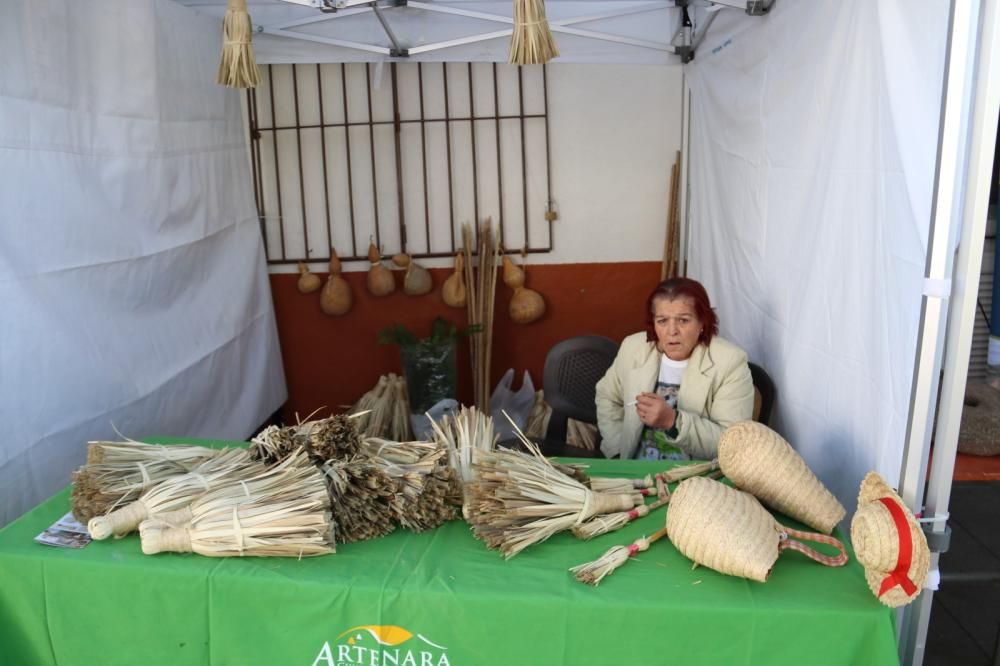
(666, 477, 848, 582)
(718, 421, 846, 534)
(850, 472, 930, 608)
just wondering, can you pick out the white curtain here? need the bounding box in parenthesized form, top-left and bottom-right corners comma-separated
(685, 0, 947, 515)
(0, 0, 287, 526)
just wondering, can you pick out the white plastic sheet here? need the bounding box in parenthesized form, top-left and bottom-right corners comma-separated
(0, 0, 287, 526)
(685, 0, 947, 516)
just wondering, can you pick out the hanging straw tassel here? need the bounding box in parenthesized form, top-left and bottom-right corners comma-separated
(570, 528, 669, 586)
(508, 0, 560, 65)
(217, 0, 261, 89)
(87, 449, 263, 540)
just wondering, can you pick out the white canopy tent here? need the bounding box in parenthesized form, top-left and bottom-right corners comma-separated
(2, 1, 997, 664)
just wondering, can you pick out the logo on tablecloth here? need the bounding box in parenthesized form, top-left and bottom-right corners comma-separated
(312, 624, 451, 666)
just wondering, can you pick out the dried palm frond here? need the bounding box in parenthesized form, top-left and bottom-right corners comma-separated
(588, 475, 653, 493)
(572, 494, 670, 540)
(465, 419, 642, 558)
(427, 405, 497, 485)
(87, 449, 264, 540)
(321, 457, 396, 543)
(139, 450, 333, 557)
(362, 437, 457, 532)
(292, 413, 363, 462)
(71, 459, 192, 524)
(570, 527, 669, 586)
(86, 440, 217, 467)
(248, 424, 297, 465)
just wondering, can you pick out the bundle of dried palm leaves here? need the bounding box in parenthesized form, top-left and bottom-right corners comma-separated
(465, 432, 643, 559)
(361, 437, 458, 532)
(139, 450, 333, 557)
(572, 494, 670, 540)
(87, 449, 264, 540)
(322, 457, 397, 543)
(570, 527, 669, 586)
(656, 459, 720, 484)
(588, 475, 653, 493)
(71, 458, 192, 524)
(428, 405, 497, 485)
(249, 413, 363, 466)
(85, 440, 218, 466)
(351, 374, 412, 441)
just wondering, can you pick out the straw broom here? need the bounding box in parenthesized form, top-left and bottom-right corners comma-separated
(588, 475, 653, 493)
(570, 527, 669, 586)
(87, 449, 264, 540)
(322, 457, 397, 543)
(656, 459, 719, 484)
(508, 0, 559, 65)
(464, 413, 643, 558)
(71, 459, 193, 524)
(361, 438, 457, 532)
(86, 440, 218, 467)
(139, 450, 334, 557)
(216, 0, 261, 89)
(572, 494, 670, 540)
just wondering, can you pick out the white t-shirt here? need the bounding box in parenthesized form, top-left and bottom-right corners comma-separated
(636, 354, 689, 460)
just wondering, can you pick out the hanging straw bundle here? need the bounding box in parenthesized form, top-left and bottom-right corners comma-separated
(322, 457, 397, 543)
(508, 0, 560, 65)
(570, 528, 669, 586)
(88, 448, 264, 540)
(464, 421, 643, 558)
(85, 440, 218, 467)
(139, 450, 334, 557)
(71, 459, 193, 524)
(216, 0, 261, 89)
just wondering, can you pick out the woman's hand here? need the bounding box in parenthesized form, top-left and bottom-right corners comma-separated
(634, 392, 676, 431)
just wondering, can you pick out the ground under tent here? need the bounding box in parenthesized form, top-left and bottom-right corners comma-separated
(1, 1, 997, 664)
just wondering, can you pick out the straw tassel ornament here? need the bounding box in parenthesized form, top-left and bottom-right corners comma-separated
(572, 493, 670, 540)
(508, 0, 559, 65)
(718, 421, 846, 534)
(216, 0, 261, 89)
(570, 528, 669, 586)
(87, 448, 264, 540)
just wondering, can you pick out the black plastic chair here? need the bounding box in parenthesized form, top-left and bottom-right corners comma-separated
(748, 362, 776, 426)
(540, 335, 619, 457)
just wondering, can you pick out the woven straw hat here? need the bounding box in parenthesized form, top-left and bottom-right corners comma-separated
(718, 421, 846, 534)
(850, 472, 930, 608)
(666, 476, 848, 582)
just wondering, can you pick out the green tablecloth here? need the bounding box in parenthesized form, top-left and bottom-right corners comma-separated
(0, 440, 898, 666)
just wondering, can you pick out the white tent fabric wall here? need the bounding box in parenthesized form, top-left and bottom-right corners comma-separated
(685, 0, 948, 515)
(0, 0, 288, 526)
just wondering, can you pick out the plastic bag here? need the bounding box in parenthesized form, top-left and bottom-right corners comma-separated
(490, 369, 536, 441)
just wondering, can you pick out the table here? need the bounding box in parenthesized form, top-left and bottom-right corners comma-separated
(0, 440, 898, 665)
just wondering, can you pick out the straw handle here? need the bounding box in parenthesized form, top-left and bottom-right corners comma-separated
(778, 527, 849, 567)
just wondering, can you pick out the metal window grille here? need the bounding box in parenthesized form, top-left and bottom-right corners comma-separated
(247, 62, 554, 265)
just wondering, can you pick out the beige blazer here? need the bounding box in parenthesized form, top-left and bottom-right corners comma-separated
(595, 332, 754, 460)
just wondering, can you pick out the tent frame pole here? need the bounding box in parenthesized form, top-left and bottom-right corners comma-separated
(898, 1, 1000, 664)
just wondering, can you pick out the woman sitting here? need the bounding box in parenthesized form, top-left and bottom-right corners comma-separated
(596, 277, 754, 460)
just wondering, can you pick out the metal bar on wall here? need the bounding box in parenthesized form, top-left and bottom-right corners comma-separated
(443, 63, 456, 254)
(493, 63, 504, 248)
(518, 66, 529, 251)
(366, 63, 381, 250)
(341, 63, 358, 258)
(391, 63, 408, 253)
(468, 63, 480, 234)
(316, 64, 333, 255)
(267, 65, 286, 260)
(419, 64, 431, 254)
(292, 65, 311, 260)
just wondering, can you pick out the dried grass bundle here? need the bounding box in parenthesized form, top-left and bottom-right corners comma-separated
(87, 449, 264, 540)
(428, 405, 497, 485)
(351, 374, 411, 441)
(572, 494, 670, 540)
(508, 0, 559, 65)
(362, 438, 458, 532)
(292, 413, 363, 462)
(465, 434, 642, 558)
(322, 457, 397, 543)
(139, 450, 333, 557)
(71, 459, 192, 524)
(216, 0, 261, 89)
(86, 440, 217, 467)
(351, 375, 391, 435)
(248, 424, 297, 465)
(463, 221, 501, 411)
(570, 527, 669, 586)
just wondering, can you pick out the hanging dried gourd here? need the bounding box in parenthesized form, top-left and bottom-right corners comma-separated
(441, 252, 467, 307)
(401, 255, 432, 296)
(297, 261, 322, 294)
(320, 249, 353, 316)
(366, 242, 395, 297)
(505, 255, 546, 324)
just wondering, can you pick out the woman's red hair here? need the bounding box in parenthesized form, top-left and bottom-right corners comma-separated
(644, 277, 719, 346)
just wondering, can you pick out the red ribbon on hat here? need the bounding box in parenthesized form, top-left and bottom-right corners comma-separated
(876, 497, 917, 598)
